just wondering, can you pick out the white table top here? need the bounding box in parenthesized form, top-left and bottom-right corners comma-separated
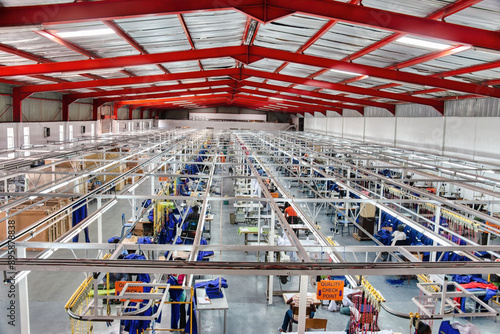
(195, 280, 228, 311)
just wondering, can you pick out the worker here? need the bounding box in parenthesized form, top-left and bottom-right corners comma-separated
(284, 202, 298, 224)
(185, 205, 200, 223)
(168, 270, 186, 330)
(278, 293, 317, 332)
(176, 179, 191, 196)
(417, 323, 432, 334)
(391, 224, 407, 246)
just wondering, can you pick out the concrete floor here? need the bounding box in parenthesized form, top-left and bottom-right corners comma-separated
(1, 166, 500, 334)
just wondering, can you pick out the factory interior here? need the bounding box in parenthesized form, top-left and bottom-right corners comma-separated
(1, 1, 500, 334)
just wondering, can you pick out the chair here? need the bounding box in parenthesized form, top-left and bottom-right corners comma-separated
(181, 220, 198, 243)
(288, 306, 314, 332)
(120, 213, 133, 238)
(305, 318, 328, 331)
(339, 220, 352, 236)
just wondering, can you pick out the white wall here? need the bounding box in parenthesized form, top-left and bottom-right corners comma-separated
(306, 117, 500, 162)
(0, 121, 99, 150)
(189, 112, 267, 122)
(115, 119, 153, 133)
(158, 119, 289, 131)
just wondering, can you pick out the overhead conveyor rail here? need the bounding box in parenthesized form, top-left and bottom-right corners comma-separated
(2, 129, 500, 333)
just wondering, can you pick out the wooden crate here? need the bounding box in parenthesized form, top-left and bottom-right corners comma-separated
(1, 198, 72, 251)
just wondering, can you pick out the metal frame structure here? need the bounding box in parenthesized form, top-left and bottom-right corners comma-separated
(0, 1, 498, 121)
(2, 128, 500, 333)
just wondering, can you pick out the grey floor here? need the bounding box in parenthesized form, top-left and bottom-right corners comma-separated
(1, 169, 500, 334)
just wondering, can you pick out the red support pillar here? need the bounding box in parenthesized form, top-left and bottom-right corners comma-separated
(92, 100, 101, 120)
(62, 95, 70, 121)
(140, 107, 145, 119)
(128, 105, 134, 120)
(12, 87, 22, 122)
(12, 87, 33, 122)
(113, 103, 118, 119)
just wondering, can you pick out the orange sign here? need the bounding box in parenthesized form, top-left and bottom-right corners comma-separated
(115, 281, 144, 302)
(159, 176, 169, 182)
(316, 280, 344, 300)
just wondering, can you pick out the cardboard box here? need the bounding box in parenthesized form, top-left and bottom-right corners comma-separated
(360, 204, 376, 218)
(0, 199, 71, 250)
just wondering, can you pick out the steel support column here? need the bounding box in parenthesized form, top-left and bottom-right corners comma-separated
(18, 247, 31, 334)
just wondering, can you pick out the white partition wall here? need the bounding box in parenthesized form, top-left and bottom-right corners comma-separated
(364, 118, 396, 146)
(395, 117, 445, 153)
(342, 117, 365, 141)
(307, 116, 500, 162)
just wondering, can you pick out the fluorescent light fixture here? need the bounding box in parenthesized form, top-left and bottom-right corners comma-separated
(128, 183, 139, 192)
(397, 36, 450, 50)
(29, 196, 38, 200)
(330, 69, 362, 76)
(56, 28, 115, 38)
(40, 181, 70, 193)
(448, 161, 475, 169)
(269, 97, 282, 101)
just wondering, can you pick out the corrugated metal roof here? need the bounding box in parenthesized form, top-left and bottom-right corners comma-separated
(305, 22, 392, 61)
(0, 0, 498, 115)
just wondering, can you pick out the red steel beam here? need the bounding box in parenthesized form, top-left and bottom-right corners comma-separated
(366, 50, 500, 97)
(0, 45, 246, 77)
(68, 79, 235, 100)
(234, 93, 330, 111)
(139, 96, 232, 109)
(92, 99, 103, 120)
(234, 95, 329, 115)
(2, 0, 498, 51)
(128, 105, 134, 120)
(20, 68, 240, 94)
(242, 79, 394, 112)
(103, 20, 171, 75)
(242, 68, 444, 110)
(249, 46, 500, 98)
(428, 0, 484, 20)
(236, 87, 353, 112)
(9, 45, 497, 100)
(12, 87, 22, 122)
(0, 41, 90, 84)
(338, 45, 471, 85)
(36, 29, 136, 77)
(116, 91, 233, 107)
(106, 87, 232, 105)
(178, 14, 204, 71)
(262, 0, 500, 51)
(306, 1, 484, 90)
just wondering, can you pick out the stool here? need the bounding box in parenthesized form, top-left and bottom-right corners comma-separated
(120, 213, 133, 238)
(339, 220, 351, 236)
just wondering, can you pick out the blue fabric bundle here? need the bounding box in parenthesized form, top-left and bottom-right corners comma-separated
(194, 277, 228, 289)
(138, 237, 152, 244)
(452, 274, 488, 284)
(197, 238, 214, 261)
(205, 286, 223, 299)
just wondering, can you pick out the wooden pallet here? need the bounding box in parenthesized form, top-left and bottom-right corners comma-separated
(352, 232, 371, 241)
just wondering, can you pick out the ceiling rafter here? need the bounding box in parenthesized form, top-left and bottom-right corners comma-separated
(1, 0, 498, 51)
(21, 68, 241, 93)
(35, 29, 136, 78)
(4, 45, 498, 102)
(308, 0, 483, 91)
(68, 79, 236, 100)
(177, 14, 204, 72)
(102, 20, 171, 75)
(240, 80, 393, 112)
(242, 68, 444, 111)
